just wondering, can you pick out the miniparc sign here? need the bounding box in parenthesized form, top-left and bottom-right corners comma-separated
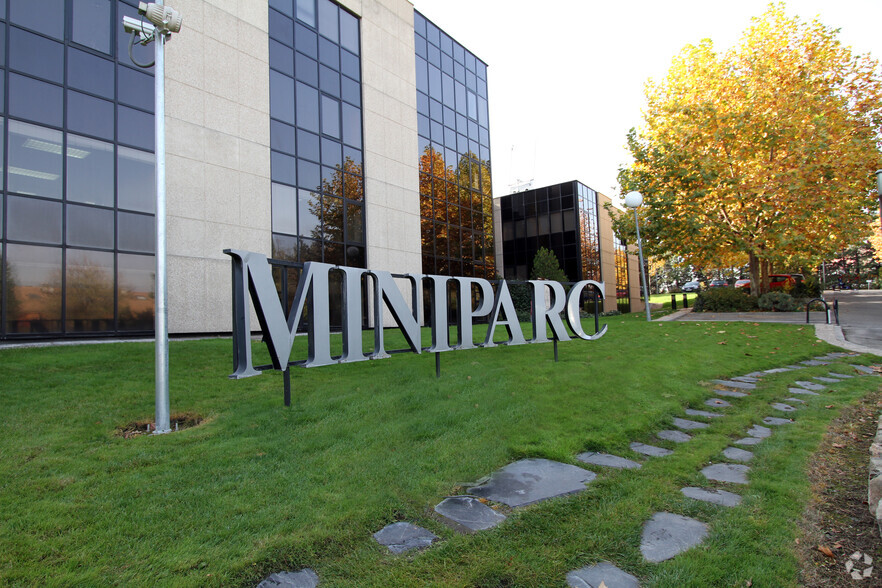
(225, 249, 608, 378)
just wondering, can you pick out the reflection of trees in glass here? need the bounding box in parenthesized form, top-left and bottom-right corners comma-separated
(303, 157, 364, 265)
(46, 256, 114, 330)
(119, 269, 155, 331)
(3, 257, 20, 324)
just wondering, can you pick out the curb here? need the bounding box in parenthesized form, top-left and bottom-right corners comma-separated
(657, 308, 694, 322)
(813, 324, 882, 356)
(870, 405, 882, 536)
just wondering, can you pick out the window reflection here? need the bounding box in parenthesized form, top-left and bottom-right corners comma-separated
(67, 134, 114, 206)
(117, 146, 156, 213)
(118, 253, 155, 331)
(5, 244, 62, 334)
(71, 0, 111, 54)
(118, 212, 155, 253)
(7, 195, 62, 244)
(65, 249, 114, 332)
(66, 204, 114, 249)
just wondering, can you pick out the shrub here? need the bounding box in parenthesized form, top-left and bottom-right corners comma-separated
(693, 288, 758, 312)
(757, 291, 798, 312)
(791, 276, 821, 299)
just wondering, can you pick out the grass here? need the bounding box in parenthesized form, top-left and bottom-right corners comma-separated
(0, 314, 879, 586)
(649, 291, 697, 310)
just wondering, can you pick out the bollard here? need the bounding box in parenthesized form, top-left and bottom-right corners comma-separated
(683, 293, 689, 308)
(671, 294, 677, 310)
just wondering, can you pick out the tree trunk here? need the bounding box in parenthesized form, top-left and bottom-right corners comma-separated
(747, 252, 772, 296)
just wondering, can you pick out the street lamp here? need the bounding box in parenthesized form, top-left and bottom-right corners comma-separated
(624, 191, 652, 322)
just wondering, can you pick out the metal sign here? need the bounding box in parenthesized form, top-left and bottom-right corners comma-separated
(225, 249, 608, 378)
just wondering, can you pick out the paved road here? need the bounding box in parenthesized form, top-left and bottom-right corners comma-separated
(825, 290, 882, 350)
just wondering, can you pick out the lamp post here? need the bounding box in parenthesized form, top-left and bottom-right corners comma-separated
(624, 191, 652, 322)
(876, 170, 882, 225)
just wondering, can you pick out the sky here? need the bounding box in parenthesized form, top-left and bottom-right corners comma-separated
(410, 0, 882, 203)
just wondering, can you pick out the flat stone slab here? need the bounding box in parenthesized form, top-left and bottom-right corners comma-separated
(744, 371, 766, 377)
(747, 425, 772, 438)
(630, 442, 674, 457)
(813, 376, 840, 383)
(794, 380, 826, 391)
(657, 430, 692, 443)
(468, 458, 595, 508)
(800, 360, 830, 366)
(723, 447, 754, 462)
(705, 398, 732, 408)
(850, 364, 877, 375)
(373, 522, 438, 553)
(672, 417, 710, 430)
(682, 486, 743, 507)
(714, 388, 748, 398)
(763, 416, 793, 426)
(788, 387, 819, 396)
(821, 352, 852, 358)
(577, 452, 642, 469)
(734, 436, 763, 446)
(684, 408, 724, 419)
(731, 376, 760, 383)
(784, 397, 806, 404)
(702, 463, 750, 484)
(712, 379, 756, 390)
(640, 512, 709, 563)
(771, 403, 797, 413)
(763, 368, 793, 374)
(257, 570, 319, 588)
(434, 496, 506, 532)
(566, 561, 639, 588)
(828, 372, 855, 379)
(785, 365, 807, 370)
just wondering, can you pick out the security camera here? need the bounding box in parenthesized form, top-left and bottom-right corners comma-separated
(123, 15, 155, 42)
(138, 2, 183, 34)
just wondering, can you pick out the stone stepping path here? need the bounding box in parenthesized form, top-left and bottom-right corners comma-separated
(257, 569, 319, 588)
(788, 387, 819, 396)
(784, 397, 806, 404)
(714, 388, 748, 398)
(851, 364, 877, 375)
(770, 402, 797, 413)
(794, 380, 825, 391)
(731, 376, 760, 383)
(828, 372, 854, 379)
(577, 452, 642, 469)
(712, 379, 756, 390)
(747, 425, 771, 438)
(734, 436, 763, 446)
(763, 367, 793, 374)
(434, 496, 506, 532)
(785, 364, 807, 370)
(702, 463, 750, 484)
(681, 486, 742, 507)
(684, 408, 724, 419)
(640, 512, 709, 562)
(813, 376, 840, 383)
(373, 522, 438, 553)
(672, 417, 710, 430)
(657, 430, 691, 443)
(468, 458, 595, 508)
(722, 447, 754, 462)
(705, 398, 732, 408)
(630, 442, 673, 457)
(566, 561, 639, 588)
(763, 416, 793, 426)
(801, 359, 830, 366)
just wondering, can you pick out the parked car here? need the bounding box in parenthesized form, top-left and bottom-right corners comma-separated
(770, 274, 796, 291)
(734, 279, 751, 291)
(708, 279, 728, 288)
(681, 281, 701, 292)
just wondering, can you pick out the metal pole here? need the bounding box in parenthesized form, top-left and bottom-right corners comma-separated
(153, 16, 170, 434)
(435, 351, 440, 378)
(633, 209, 652, 322)
(283, 368, 291, 407)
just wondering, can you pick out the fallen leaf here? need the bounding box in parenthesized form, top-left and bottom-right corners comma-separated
(477, 497, 488, 504)
(832, 443, 845, 448)
(818, 545, 835, 559)
(718, 341, 727, 345)
(825, 405, 835, 409)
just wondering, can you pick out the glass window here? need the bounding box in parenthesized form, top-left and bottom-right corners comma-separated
(271, 151, 297, 186)
(298, 189, 320, 237)
(295, 52, 318, 86)
(341, 102, 360, 148)
(272, 233, 298, 261)
(346, 202, 363, 242)
(270, 39, 294, 75)
(66, 204, 114, 249)
(5, 244, 63, 334)
(9, 27, 64, 82)
(340, 49, 359, 81)
(8, 121, 63, 199)
(320, 137, 341, 168)
(117, 105, 154, 151)
(118, 65, 154, 112)
(467, 90, 477, 120)
(117, 146, 155, 213)
(68, 47, 115, 98)
(319, 64, 339, 96)
(7, 195, 62, 243)
(295, 81, 319, 132)
(71, 0, 111, 54)
(269, 0, 293, 18)
(117, 2, 154, 70)
(296, 0, 315, 27)
(67, 91, 114, 140)
(8, 73, 63, 127)
(294, 22, 317, 58)
(317, 0, 337, 42)
(271, 182, 298, 235)
(271, 119, 296, 155)
(10, 0, 64, 39)
(297, 159, 320, 190)
(268, 9, 294, 46)
(321, 95, 339, 138)
(118, 211, 155, 253)
(270, 71, 295, 125)
(322, 195, 343, 241)
(318, 36, 339, 69)
(296, 129, 319, 162)
(118, 253, 154, 331)
(340, 10, 358, 55)
(67, 134, 114, 206)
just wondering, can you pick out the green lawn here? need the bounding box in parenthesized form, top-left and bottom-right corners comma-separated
(0, 315, 879, 586)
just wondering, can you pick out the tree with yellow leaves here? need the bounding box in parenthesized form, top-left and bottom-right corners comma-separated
(617, 4, 882, 295)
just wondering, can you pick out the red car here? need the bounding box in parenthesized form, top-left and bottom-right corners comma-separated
(735, 279, 751, 291)
(769, 274, 795, 291)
